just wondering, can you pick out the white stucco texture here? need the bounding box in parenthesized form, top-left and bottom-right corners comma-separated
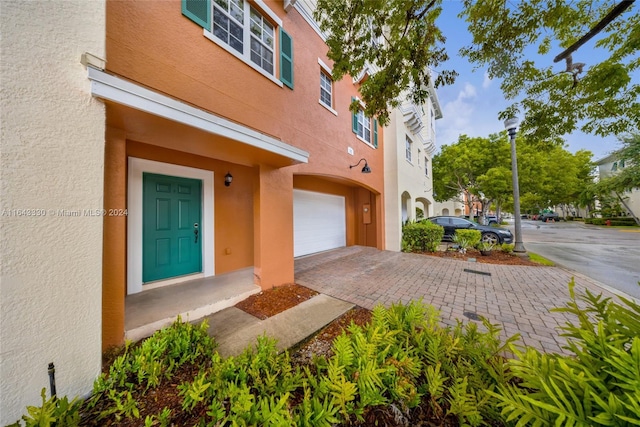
(0, 1, 106, 424)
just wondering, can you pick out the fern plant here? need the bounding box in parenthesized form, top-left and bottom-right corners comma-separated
(491, 279, 640, 426)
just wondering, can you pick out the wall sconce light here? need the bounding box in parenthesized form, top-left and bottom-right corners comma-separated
(224, 172, 233, 187)
(349, 158, 371, 173)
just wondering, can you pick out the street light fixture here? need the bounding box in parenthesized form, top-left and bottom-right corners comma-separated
(504, 117, 526, 253)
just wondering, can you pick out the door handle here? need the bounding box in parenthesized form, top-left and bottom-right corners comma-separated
(194, 223, 199, 243)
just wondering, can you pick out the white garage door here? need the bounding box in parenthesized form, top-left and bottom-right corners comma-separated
(294, 189, 346, 257)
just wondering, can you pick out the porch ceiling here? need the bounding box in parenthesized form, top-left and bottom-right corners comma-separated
(89, 67, 309, 168)
(106, 102, 301, 168)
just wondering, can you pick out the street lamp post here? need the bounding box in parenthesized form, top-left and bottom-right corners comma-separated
(504, 117, 526, 253)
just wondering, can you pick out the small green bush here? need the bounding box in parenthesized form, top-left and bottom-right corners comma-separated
(401, 220, 444, 253)
(500, 243, 514, 253)
(455, 229, 481, 248)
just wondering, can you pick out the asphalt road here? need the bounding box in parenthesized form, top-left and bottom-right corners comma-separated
(505, 219, 640, 299)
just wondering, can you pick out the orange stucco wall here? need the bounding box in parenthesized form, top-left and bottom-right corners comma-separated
(105, 0, 383, 185)
(102, 127, 127, 350)
(102, 0, 385, 347)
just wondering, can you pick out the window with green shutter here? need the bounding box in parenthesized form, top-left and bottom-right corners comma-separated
(182, 0, 292, 87)
(279, 28, 293, 89)
(351, 98, 376, 147)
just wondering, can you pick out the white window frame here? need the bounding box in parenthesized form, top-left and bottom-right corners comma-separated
(204, 0, 284, 87)
(424, 157, 429, 176)
(405, 135, 412, 163)
(318, 58, 337, 115)
(356, 109, 372, 144)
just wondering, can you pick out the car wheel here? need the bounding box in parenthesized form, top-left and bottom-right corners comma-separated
(481, 232, 499, 245)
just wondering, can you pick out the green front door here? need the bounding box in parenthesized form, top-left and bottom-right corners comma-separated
(143, 173, 202, 283)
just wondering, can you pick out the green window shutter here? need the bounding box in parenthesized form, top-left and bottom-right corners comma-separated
(182, 0, 211, 31)
(373, 118, 378, 147)
(279, 28, 294, 89)
(351, 97, 358, 133)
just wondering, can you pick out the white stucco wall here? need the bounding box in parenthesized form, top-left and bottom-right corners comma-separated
(384, 99, 437, 252)
(0, 1, 106, 423)
(433, 199, 465, 217)
(597, 156, 640, 218)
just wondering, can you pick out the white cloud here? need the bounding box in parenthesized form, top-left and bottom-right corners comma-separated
(459, 82, 477, 99)
(436, 83, 478, 146)
(482, 70, 492, 89)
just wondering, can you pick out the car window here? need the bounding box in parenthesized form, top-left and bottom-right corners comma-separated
(450, 218, 470, 227)
(430, 218, 447, 225)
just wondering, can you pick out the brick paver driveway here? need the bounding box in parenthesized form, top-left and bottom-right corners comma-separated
(295, 246, 623, 354)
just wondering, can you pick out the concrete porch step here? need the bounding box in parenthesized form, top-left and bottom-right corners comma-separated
(205, 294, 354, 357)
(125, 268, 260, 342)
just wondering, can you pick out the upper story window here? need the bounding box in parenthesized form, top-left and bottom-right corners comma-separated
(182, 0, 293, 88)
(213, 0, 244, 53)
(317, 58, 337, 115)
(405, 136, 412, 162)
(356, 110, 371, 142)
(320, 71, 332, 108)
(424, 157, 429, 176)
(350, 98, 378, 147)
(248, 7, 274, 74)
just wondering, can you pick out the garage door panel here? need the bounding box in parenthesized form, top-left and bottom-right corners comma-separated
(294, 190, 346, 257)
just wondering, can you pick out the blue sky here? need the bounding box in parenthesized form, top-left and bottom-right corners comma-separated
(433, 1, 637, 162)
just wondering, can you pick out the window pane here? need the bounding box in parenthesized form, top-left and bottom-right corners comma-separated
(213, 0, 243, 53)
(214, 0, 228, 10)
(230, 3, 243, 22)
(250, 20, 261, 37)
(247, 7, 274, 75)
(263, 52, 273, 73)
(213, 13, 229, 42)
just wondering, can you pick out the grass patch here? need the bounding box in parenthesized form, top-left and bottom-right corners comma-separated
(528, 252, 555, 266)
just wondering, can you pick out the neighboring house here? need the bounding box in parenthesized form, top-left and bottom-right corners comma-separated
(1, 0, 387, 420)
(596, 154, 640, 218)
(433, 198, 465, 217)
(384, 92, 442, 251)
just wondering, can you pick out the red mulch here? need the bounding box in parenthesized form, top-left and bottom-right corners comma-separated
(424, 248, 541, 266)
(234, 283, 318, 319)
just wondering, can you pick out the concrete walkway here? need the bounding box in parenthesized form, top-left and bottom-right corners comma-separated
(294, 246, 628, 355)
(204, 294, 353, 357)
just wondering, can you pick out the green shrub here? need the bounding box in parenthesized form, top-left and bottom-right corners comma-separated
(9, 389, 81, 427)
(455, 229, 481, 248)
(500, 243, 514, 254)
(401, 220, 444, 253)
(491, 280, 640, 426)
(609, 217, 638, 226)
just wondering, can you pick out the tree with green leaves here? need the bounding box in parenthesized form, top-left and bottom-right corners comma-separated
(314, 0, 456, 125)
(315, 1, 638, 143)
(460, 1, 640, 142)
(432, 133, 511, 221)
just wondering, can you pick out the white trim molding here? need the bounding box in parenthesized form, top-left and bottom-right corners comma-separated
(87, 67, 309, 164)
(127, 158, 215, 295)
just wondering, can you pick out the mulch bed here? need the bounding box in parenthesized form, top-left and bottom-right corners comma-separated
(234, 283, 318, 319)
(423, 248, 541, 266)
